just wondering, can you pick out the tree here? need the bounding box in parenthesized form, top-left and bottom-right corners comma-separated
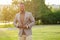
(1, 5, 19, 22)
(31, 0, 52, 21)
(24, 0, 52, 24)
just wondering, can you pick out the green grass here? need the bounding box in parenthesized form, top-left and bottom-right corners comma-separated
(0, 24, 14, 28)
(0, 25, 60, 40)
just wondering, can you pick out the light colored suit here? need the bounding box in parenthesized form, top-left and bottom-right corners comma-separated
(14, 11, 35, 37)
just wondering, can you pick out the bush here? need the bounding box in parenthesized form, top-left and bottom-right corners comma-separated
(41, 10, 60, 24)
(35, 20, 42, 25)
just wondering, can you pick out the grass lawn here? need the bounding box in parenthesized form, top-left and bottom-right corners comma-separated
(0, 25, 60, 40)
(0, 24, 14, 28)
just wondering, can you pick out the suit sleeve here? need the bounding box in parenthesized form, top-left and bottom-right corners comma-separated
(28, 13, 35, 28)
(13, 14, 18, 28)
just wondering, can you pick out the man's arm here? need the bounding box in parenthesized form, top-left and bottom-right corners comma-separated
(13, 14, 18, 28)
(23, 13, 35, 29)
(14, 14, 23, 29)
(27, 13, 35, 28)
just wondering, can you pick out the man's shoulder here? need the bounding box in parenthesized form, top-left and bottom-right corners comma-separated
(15, 13, 20, 16)
(26, 11, 32, 15)
(15, 11, 32, 16)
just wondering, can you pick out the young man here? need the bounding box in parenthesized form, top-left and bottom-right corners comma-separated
(14, 2, 35, 40)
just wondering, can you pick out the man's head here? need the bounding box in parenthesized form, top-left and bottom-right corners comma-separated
(20, 2, 25, 12)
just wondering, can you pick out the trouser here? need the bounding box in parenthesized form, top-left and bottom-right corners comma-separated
(18, 35, 32, 40)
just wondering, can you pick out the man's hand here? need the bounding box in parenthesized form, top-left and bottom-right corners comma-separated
(18, 24, 29, 29)
(18, 24, 23, 29)
(23, 25, 29, 29)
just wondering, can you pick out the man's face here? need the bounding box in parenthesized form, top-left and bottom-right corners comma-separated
(20, 3, 25, 11)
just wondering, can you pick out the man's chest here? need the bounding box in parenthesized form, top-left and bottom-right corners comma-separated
(20, 14, 25, 23)
(17, 13, 30, 23)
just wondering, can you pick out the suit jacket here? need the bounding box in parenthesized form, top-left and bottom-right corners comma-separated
(14, 11, 35, 37)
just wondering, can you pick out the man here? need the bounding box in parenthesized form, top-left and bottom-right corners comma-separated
(14, 2, 35, 40)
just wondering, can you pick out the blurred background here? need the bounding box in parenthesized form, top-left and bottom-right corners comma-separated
(0, 0, 60, 40)
(0, 0, 60, 27)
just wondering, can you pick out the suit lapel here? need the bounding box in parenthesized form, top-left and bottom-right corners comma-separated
(24, 12, 27, 23)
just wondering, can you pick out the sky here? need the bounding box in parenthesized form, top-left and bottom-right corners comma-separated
(0, 0, 60, 5)
(0, 0, 12, 5)
(45, 0, 60, 5)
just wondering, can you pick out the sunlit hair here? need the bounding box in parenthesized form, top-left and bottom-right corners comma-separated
(20, 2, 25, 6)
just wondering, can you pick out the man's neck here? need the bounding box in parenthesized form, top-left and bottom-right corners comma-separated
(20, 11, 25, 14)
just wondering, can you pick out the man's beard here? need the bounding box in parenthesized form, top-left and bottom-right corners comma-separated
(20, 9, 25, 13)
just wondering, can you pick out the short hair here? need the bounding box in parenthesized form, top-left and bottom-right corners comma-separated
(20, 2, 25, 5)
